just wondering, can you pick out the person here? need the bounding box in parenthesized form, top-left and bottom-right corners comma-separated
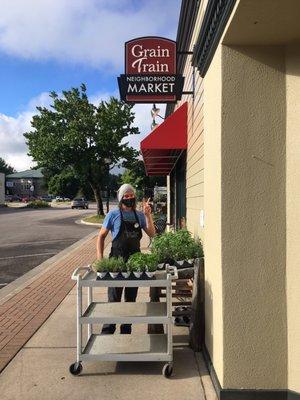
(96, 183, 156, 334)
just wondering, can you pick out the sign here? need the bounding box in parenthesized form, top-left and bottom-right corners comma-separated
(118, 37, 184, 103)
(6, 181, 14, 188)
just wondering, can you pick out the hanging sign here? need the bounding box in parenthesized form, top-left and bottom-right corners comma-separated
(118, 37, 184, 103)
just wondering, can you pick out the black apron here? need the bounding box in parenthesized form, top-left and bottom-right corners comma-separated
(109, 209, 142, 262)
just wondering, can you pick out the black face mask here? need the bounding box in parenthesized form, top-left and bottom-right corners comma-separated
(122, 198, 136, 208)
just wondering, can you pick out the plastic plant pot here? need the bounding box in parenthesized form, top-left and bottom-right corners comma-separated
(133, 271, 142, 278)
(109, 272, 119, 279)
(97, 272, 107, 279)
(145, 271, 154, 278)
(122, 272, 130, 279)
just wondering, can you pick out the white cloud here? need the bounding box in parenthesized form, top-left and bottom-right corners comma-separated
(0, 91, 55, 171)
(0, 90, 163, 171)
(0, 0, 181, 70)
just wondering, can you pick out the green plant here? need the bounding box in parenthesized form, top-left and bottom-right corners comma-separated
(145, 253, 159, 272)
(150, 232, 175, 263)
(127, 252, 158, 272)
(26, 200, 50, 209)
(110, 257, 125, 273)
(127, 253, 145, 272)
(151, 229, 204, 262)
(93, 257, 125, 273)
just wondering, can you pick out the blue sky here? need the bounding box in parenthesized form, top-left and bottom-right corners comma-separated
(0, 0, 181, 171)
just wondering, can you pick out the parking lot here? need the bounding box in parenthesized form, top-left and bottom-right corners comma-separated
(0, 204, 99, 288)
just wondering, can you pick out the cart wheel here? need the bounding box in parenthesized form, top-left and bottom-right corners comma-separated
(69, 362, 82, 376)
(162, 363, 173, 378)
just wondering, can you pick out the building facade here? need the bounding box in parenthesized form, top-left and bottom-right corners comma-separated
(5, 169, 46, 198)
(141, 0, 300, 398)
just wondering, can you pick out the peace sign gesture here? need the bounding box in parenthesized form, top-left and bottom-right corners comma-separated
(143, 197, 152, 217)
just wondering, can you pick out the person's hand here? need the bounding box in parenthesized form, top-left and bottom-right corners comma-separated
(143, 198, 152, 217)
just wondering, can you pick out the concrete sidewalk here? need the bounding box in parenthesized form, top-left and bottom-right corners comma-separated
(0, 232, 217, 400)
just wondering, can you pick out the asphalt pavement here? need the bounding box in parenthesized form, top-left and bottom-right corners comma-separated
(0, 204, 99, 288)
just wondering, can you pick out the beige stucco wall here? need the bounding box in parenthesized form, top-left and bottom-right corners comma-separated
(221, 45, 287, 389)
(203, 45, 224, 385)
(286, 44, 300, 394)
(177, 5, 205, 241)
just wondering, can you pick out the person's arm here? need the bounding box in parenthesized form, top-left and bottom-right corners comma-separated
(143, 198, 156, 238)
(96, 227, 109, 259)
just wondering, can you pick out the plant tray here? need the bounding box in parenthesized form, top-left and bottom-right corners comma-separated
(96, 272, 156, 281)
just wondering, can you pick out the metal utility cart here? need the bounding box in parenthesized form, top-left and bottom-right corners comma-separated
(69, 265, 178, 378)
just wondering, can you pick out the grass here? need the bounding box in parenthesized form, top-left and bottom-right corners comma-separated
(82, 214, 104, 224)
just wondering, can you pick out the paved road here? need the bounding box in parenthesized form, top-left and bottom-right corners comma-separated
(0, 204, 100, 288)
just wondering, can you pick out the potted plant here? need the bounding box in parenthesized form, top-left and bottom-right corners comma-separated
(127, 253, 144, 278)
(127, 253, 158, 278)
(144, 253, 159, 278)
(108, 257, 124, 278)
(120, 261, 130, 278)
(150, 232, 175, 267)
(151, 229, 204, 269)
(93, 258, 110, 278)
(171, 230, 203, 268)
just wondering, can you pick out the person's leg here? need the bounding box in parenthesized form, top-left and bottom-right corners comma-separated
(101, 287, 123, 334)
(120, 287, 138, 334)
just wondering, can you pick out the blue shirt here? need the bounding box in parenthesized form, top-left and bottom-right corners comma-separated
(102, 209, 147, 240)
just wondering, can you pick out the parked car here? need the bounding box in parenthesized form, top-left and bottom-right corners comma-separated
(55, 196, 64, 202)
(39, 195, 53, 202)
(71, 198, 89, 209)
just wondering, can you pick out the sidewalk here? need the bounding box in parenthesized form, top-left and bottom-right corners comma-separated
(0, 231, 217, 400)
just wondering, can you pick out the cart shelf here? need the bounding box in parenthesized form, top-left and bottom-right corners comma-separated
(81, 302, 169, 324)
(82, 334, 171, 362)
(77, 270, 173, 287)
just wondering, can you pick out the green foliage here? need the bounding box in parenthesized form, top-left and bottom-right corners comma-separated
(127, 252, 158, 272)
(26, 200, 50, 209)
(93, 257, 125, 273)
(48, 170, 80, 198)
(151, 230, 204, 262)
(24, 84, 139, 215)
(150, 232, 175, 263)
(120, 168, 143, 189)
(0, 158, 15, 175)
(121, 159, 166, 192)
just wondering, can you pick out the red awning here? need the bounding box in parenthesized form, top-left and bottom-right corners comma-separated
(141, 102, 187, 176)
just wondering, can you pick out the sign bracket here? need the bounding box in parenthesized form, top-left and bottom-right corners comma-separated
(181, 66, 195, 100)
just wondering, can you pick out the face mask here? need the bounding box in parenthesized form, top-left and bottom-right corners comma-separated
(122, 198, 135, 207)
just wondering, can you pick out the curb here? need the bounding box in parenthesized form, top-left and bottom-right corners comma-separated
(80, 219, 103, 227)
(0, 230, 99, 304)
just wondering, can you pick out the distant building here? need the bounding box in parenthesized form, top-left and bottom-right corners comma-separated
(0, 173, 4, 205)
(5, 168, 46, 198)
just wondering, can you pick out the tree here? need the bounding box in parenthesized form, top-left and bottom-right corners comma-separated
(0, 158, 15, 175)
(24, 84, 139, 215)
(48, 170, 80, 199)
(121, 158, 166, 192)
(120, 168, 143, 188)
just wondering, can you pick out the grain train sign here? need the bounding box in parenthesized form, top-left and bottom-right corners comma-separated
(118, 37, 184, 103)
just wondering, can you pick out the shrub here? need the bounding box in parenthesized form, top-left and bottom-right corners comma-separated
(26, 200, 50, 209)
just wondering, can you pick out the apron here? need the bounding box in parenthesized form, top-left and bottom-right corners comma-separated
(109, 209, 142, 262)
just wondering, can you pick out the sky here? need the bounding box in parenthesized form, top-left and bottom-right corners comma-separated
(0, 0, 181, 171)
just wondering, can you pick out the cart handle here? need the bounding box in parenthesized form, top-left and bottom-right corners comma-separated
(71, 265, 92, 280)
